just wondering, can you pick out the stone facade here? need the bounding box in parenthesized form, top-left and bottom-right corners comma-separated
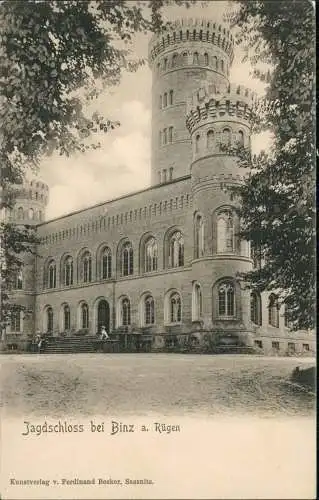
(5, 18, 315, 356)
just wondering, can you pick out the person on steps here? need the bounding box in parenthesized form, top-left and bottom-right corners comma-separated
(100, 325, 109, 341)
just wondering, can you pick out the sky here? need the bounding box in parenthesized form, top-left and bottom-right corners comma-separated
(37, 1, 271, 220)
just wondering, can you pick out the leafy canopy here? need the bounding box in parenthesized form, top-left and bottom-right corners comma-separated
(226, 0, 315, 330)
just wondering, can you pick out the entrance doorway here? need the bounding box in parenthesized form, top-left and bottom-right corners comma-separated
(97, 299, 110, 334)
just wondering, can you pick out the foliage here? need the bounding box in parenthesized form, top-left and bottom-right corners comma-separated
(225, 0, 315, 330)
(0, 0, 193, 335)
(0, 222, 39, 332)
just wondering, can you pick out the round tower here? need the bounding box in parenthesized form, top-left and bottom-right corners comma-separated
(186, 82, 256, 345)
(9, 179, 49, 225)
(148, 18, 234, 185)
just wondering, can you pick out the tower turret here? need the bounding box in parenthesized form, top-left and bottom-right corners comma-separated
(9, 179, 49, 225)
(148, 18, 234, 185)
(186, 82, 255, 343)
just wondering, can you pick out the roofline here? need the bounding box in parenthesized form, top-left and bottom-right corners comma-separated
(36, 175, 191, 227)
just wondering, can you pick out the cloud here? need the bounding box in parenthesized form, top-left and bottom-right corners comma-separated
(43, 98, 151, 220)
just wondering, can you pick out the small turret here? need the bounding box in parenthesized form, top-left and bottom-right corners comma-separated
(9, 179, 49, 225)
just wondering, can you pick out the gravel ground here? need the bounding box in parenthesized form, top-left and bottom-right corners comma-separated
(0, 353, 315, 418)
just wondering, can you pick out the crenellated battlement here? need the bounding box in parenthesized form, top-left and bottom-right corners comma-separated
(186, 82, 256, 135)
(148, 18, 234, 66)
(9, 178, 49, 224)
(15, 179, 49, 206)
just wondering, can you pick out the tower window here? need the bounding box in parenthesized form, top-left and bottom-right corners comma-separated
(169, 167, 173, 181)
(193, 52, 199, 65)
(195, 134, 201, 153)
(163, 128, 167, 144)
(217, 210, 234, 253)
(172, 53, 178, 67)
(204, 53, 209, 65)
(163, 92, 167, 107)
(194, 214, 204, 258)
(207, 129, 214, 149)
(168, 126, 173, 143)
(169, 90, 173, 105)
(251, 292, 262, 326)
(218, 282, 235, 317)
(268, 294, 279, 328)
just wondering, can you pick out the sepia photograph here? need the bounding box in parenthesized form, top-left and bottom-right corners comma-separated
(0, 1, 316, 499)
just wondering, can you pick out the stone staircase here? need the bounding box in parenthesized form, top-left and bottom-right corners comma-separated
(42, 336, 119, 354)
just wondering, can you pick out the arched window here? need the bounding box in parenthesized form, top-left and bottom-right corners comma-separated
(63, 256, 73, 286)
(168, 231, 184, 268)
(144, 295, 155, 325)
(182, 52, 188, 65)
(80, 303, 89, 329)
(13, 269, 23, 290)
(204, 52, 209, 65)
(268, 294, 279, 328)
(46, 307, 54, 333)
(28, 208, 34, 219)
(221, 59, 224, 72)
(168, 126, 173, 143)
(159, 95, 162, 109)
(63, 304, 70, 331)
(193, 52, 199, 64)
(10, 310, 21, 332)
(81, 252, 92, 283)
(170, 292, 182, 323)
(47, 260, 56, 288)
(194, 214, 204, 258)
(284, 304, 292, 328)
(122, 242, 133, 276)
(218, 282, 235, 317)
(192, 283, 202, 321)
(195, 134, 201, 153)
(212, 56, 217, 69)
(101, 247, 112, 279)
(121, 297, 131, 326)
(250, 292, 262, 326)
(217, 210, 234, 253)
(238, 130, 244, 146)
(144, 237, 158, 273)
(163, 92, 167, 107)
(207, 129, 214, 149)
(172, 53, 178, 67)
(169, 90, 173, 105)
(222, 128, 231, 145)
(17, 207, 24, 219)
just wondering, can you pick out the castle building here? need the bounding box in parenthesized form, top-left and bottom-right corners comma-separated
(5, 18, 315, 355)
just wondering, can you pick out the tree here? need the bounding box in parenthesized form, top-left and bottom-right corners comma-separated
(225, 1, 315, 330)
(0, 0, 193, 336)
